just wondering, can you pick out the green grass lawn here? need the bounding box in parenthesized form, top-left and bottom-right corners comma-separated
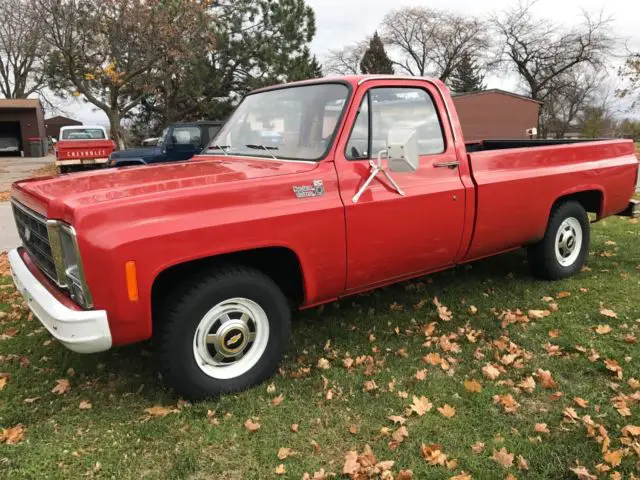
(0, 214, 639, 479)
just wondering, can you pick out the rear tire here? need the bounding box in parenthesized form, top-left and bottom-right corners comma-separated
(528, 200, 590, 280)
(156, 266, 291, 400)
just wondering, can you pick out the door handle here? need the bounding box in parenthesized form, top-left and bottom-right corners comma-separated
(434, 161, 460, 169)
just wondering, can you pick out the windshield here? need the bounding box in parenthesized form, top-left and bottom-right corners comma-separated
(61, 128, 106, 140)
(207, 83, 350, 161)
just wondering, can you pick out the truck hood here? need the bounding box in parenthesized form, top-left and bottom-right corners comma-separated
(110, 146, 159, 160)
(12, 155, 319, 219)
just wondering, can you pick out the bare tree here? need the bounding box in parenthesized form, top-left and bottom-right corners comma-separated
(540, 68, 600, 138)
(380, 7, 489, 81)
(0, 0, 49, 98)
(617, 50, 640, 109)
(492, 2, 615, 103)
(324, 40, 368, 75)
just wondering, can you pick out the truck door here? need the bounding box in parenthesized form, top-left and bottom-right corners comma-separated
(165, 125, 203, 162)
(335, 80, 466, 291)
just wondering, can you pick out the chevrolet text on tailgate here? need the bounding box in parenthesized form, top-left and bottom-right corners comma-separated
(8, 76, 639, 399)
(55, 125, 116, 174)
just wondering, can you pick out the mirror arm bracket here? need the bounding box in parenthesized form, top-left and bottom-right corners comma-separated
(352, 149, 405, 203)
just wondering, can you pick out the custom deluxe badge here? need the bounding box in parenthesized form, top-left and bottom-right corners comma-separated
(293, 180, 324, 198)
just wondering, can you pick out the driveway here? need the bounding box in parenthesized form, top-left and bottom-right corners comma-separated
(0, 155, 56, 250)
(0, 154, 55, 191)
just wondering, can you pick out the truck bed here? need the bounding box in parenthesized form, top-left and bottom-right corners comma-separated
(465, 138, 611, 153)
(464, 138, 638, 261)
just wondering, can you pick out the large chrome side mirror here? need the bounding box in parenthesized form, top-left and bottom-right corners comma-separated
(386, 128, 418, 173)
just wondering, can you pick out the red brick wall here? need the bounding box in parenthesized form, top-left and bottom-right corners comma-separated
(453, 92, 541, 143)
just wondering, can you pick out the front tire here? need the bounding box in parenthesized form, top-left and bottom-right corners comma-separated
(528, 200, 590, 280)
(156, 266, 291, 400)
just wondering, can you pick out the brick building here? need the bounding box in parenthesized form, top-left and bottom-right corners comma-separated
(0, 99, 47, 157)
(452, 89, 543, 142)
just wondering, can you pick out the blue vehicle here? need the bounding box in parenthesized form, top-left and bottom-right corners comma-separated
(108, 121, 224, 167)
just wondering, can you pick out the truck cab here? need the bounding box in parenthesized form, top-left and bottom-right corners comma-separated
(108, 121, 224, 167)
(55, 125, 115, 173)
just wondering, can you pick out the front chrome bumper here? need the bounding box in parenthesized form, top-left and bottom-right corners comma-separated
(8, 249, 112, 353)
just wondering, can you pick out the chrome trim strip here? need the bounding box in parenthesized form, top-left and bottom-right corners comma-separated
(10, 198, 46, 222)
(356, 75, 458, 144)
(46, 220, 67, 287)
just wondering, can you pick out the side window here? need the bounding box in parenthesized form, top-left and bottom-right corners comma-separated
(345, 94, 370, 160)
(172, 126, 202, 146)
(371, 87, 445, 155)
(207, 125, 221, 142)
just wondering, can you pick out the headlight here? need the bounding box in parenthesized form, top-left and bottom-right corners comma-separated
(47, 221, 93, 308)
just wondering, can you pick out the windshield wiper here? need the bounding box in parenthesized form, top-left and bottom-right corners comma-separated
(207, 144, 230, 155)
(245, 144, 279, 160)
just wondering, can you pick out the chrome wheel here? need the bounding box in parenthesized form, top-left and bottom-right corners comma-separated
(192, 297, 269, 380)
(554, 217, 583, 267)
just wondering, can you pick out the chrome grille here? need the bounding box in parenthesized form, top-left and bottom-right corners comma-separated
(11, 201, 57, 282)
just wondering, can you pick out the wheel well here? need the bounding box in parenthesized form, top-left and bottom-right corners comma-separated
(151, 247, 305, 324)
(553, 190, 603, 218)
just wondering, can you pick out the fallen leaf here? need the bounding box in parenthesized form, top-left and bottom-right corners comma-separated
(410, 396, 433, 416)
(271, 394, 284, 406)
(535, 423, 549, 433)
(437, 404, 456, 418)
(0, 373, 9, 391)
(275, 464, 286, 475)
(415, 369, 428, 381)
(517, 455, 529, 470)
(528, 309, 551, 320)
(482, 363, 501, 380)
(563, 407, 579, 422)
(388, 415, 406, 425)
(317, 358, 330, 370)
(79, 400, 92, 410)
(51, 378, 70, 395)
(573, 397, 588, 408)
(493, 394, 520, 413)
(343, 451, 359, 475)
(363, 380, 378, 392)
(536, 369, 557, 389)
(450, 472, 472, 480)
(570, 466, 597, 480)
(0, 424, 25, 444)
(491, 447, 514, 468)
(603, 449, 624, 467)
(471, 441, 485, 454)
(23, 397, 40, 404)
(599, 307, 617, 319)
(277, 447, 295, 460)
(517, 376, 536, 393)
(244, 418, 261, 432)
(464, 379, 482, 393)
(290, 423, 299, 433)
(595, 325, 612, 335)
(392, 426, 409, 444)
(556, 291, 571, 298)
(267, 383, 276, 393)
(621, 425, 640, 436)
(343, 357, 354, 369)
(433, 297, 452, 321)
(145, 405, 178, 417)
(420, 443, 448, 466)
(396, 470, 413, 480)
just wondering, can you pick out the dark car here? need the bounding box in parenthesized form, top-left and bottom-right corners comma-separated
(109, 121, 224, 167)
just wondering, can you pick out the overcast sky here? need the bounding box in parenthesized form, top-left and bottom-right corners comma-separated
(63, 0, 639, 125)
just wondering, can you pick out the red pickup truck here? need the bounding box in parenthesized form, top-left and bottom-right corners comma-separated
(55, 125, 116, 174)
(8, 75, 639, 399)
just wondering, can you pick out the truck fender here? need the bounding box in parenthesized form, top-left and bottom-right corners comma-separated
(551, 185, 605, 218)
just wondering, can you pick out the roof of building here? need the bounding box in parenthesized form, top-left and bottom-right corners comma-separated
(45, 115, 82, 124)
(0, 98, 42, 109)
(452, 89, 544, 105)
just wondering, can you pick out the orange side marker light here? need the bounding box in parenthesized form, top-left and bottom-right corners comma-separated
(125, 261, 139, 302)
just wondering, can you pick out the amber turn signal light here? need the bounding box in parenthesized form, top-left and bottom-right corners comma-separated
(125, 261, 139, 302)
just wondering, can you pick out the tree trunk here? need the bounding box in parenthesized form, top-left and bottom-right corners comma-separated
(107, 111, 126, 150)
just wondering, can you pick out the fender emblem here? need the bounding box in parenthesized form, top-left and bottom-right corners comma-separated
(293, 180, 324, 198)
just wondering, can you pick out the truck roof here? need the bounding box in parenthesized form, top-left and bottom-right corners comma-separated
(59, 125, 107, 131)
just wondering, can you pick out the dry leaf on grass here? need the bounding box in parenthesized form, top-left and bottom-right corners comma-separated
(79, 400, 92, 410)
(277, 447, 295, 460)
(595, 325, 612, 335)
(437, 404, 456, 418)
(271, 394, 284, 406)
(388, 415, 406, 425)
(491, 447, 514, 468)
(482, 363, 501, 380)
(433, 297, 452, 321)
(528, 309, 551, 319)
(535, 369, 557, 389)
(570, 466, 597, 480)
(410, 396, 433, 416)
(0, 424, 25, 444)
(51, 379, 70, 395)
(535, 423, 550, 433)
(317, 358, 330, 369)
(464, 379, 482, 392)
(450, 472, 472, 480)
(145, 405, 178, 417)
(471, 441, 485, 454)
(420, 443, 448, 466)
(573, 397, 589, 408)
(274, 464, 286, 475)
(0, 373, 9, 391)
(517, 376, 536, 393)
(603, 449, 624, 467)
(599, 306, 617, 318)
(244, 418, 261, 432)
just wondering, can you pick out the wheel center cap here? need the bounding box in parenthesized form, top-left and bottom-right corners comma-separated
(217, 320, 250, 356)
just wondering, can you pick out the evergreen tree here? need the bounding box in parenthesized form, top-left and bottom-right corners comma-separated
(360, 32, 394, 75)
(449, 53, 485, 93)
